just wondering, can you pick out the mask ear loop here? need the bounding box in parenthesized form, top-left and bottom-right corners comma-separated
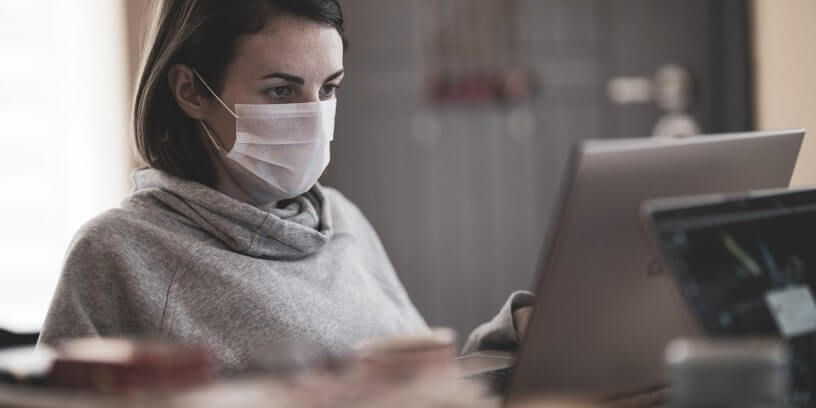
(192, 68, 239, 119)
(199, 121, 227, 152)
(192, 68, 239, 153)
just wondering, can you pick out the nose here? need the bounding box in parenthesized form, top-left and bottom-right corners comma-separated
(297, 86, 322, 104)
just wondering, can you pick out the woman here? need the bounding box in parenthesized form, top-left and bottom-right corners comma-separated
(40, 0, 532, 374)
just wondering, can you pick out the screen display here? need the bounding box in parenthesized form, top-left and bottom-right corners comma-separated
(654, 194, 816, 407)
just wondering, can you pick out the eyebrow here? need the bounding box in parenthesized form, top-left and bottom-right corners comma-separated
(259, 69, 345, 84)
(324, 69, 344, 82)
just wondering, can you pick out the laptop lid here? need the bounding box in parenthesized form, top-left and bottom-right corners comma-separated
(506, 130, 804, 404)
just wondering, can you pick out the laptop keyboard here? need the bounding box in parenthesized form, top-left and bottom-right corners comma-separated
(470, 366, 514, 394)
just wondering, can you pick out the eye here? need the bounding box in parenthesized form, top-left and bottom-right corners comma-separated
(320, 84, 339, 99)
(267, 86, 293, 99)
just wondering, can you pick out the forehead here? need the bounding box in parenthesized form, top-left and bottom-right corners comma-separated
(231, 14, 344, 78)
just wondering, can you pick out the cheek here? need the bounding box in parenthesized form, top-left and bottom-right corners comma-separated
(203, 100, 237, 151)
(212, 110, 238, 151)
(210, 87, 248, 151)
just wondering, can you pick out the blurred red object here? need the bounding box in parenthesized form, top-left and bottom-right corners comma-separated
(47, 338, 214, 393)
(427, 70, 537, 105)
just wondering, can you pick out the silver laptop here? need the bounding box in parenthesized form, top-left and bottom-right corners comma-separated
(458, 129, 805, 403)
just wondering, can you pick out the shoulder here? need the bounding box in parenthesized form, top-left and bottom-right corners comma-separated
(76, 195, 202, 250)
(74, 208, 144, 241)
(319, 186, 391, 255)
(60, 206, 188, 293)
(70, 204, 179, 253)
(321, 186, 361, 216)
(62, 209, 143, 267)
(320, 186, 373, 232)
(51, 210, 142, 303)
(44, 209, 174, 342)
(65, 206, 179, 272)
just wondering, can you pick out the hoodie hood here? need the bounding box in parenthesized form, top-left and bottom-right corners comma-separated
(130, 168, 332, 259)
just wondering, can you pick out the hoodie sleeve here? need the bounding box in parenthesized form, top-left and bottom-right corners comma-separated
(38, 231, 102, 344)
(461, 290, 536, 355)
(38, 210, 169, 347)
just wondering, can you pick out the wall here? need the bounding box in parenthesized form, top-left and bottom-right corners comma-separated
(753, 0, 816, 186)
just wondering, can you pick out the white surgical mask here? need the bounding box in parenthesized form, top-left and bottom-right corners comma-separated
(193, 69, 336, 204)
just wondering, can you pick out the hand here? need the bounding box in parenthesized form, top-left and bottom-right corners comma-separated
(512, 306, 534, 341)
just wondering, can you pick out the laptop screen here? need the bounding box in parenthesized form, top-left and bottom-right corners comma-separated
(651, 190, 816, 407)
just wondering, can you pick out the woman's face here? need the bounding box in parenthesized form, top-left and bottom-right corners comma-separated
(201, 14, 344, 151)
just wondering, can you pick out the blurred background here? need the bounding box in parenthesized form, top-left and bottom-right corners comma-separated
(0, 0, 814, 342)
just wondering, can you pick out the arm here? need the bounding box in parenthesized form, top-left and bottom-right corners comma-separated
(39, 234, 108, 346)
(39, 212, 168, 347)
(461, 291, 535, 354)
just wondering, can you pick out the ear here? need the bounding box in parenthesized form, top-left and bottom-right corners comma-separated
(168, 64, 210, 120)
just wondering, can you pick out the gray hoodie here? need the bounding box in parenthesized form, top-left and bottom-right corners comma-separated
(39, 168, 531, 374)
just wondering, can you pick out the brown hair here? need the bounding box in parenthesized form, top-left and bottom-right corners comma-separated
(133, 0, 346, 186)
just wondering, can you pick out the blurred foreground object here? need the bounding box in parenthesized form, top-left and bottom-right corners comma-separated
(247, 339, 329, 377)
(353, 327, 458, 381)
(175, 327, 493, 407)
(0, 331, 659, 407)
(665, 338, 790, 408)
(175, 371, 495, 408)
(48, 338, 214, 393)
(0, 346, 56, 386)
